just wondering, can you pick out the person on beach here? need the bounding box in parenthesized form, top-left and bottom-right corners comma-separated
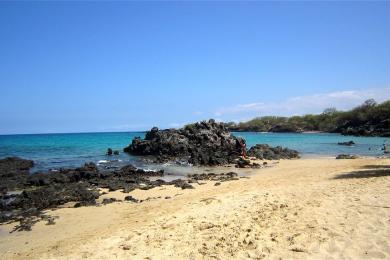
(241, 142, 247, 158)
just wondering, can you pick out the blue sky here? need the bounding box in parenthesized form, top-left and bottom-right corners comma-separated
(1, 1, 390, 134)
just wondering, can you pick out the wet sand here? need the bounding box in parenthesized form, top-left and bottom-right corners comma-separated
(1, 158, 389, 259)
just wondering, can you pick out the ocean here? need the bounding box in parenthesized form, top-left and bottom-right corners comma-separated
(0, 131, 388, 172)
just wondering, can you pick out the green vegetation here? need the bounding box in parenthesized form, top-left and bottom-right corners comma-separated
(226, 99, 390, 137)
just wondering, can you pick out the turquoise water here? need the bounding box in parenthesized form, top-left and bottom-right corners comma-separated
(0, 132, 145, 171)
(0, 132, 388, 172)
(236, 132, 388, 158)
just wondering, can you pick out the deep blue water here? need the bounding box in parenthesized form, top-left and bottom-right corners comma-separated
(0, 131, 388, 172)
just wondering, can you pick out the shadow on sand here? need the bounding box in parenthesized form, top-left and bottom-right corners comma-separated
(333, 165, 390, 180)
(360, 165, 390, 169)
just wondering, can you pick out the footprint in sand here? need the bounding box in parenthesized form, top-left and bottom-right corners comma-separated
(200, 197, 221, 205)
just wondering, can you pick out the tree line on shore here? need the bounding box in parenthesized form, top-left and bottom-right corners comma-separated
(225, 99, 390, 137)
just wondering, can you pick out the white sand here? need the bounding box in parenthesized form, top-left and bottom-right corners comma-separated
(1, 158, 389, 259)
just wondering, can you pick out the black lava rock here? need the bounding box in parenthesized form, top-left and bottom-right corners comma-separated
(123, 119, 246, 166)
(336, 154, 358, 159)
(124, 196, 138, 203)
(0, 157, 34, 193)
(337, 141, 355, 146)
(247, 144, 299, 160)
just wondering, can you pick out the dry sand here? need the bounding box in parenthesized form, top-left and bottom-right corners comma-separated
(1, 158, 390, 259)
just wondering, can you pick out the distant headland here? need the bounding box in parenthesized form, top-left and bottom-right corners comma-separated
(225, 99, 390, 137)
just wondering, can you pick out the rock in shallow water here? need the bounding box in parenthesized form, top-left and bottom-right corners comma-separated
(1, 158, 244, 230)
(0, 157, 34, 193)
(246, 144, 300, 160)
(336, 154, 358, 159)
(0, 161, 166, 227)
(0, 160, 252, 234)
(337, 141, 355, 146)
(123, 119, 246, 166)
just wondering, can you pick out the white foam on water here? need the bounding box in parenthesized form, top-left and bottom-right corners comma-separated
(143, 168, 159, 173)
(97, 160, 109, 165)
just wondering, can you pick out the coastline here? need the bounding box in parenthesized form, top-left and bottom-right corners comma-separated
(2, 2, 389, 260)
(1, 131, 388, 172)
(1, 157, 389, 259)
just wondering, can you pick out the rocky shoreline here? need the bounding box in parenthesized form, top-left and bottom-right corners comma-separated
(0, 157, 243, 232)
(1, 120, 301, 232)
(124, 120, 299, 165)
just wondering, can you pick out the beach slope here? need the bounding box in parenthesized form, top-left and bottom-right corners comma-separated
(1, 158, 390, 259)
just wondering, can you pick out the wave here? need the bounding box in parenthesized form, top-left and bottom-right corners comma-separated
(97, 160, 109, 165)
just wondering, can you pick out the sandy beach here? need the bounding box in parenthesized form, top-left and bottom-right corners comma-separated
(2, 1, 390, 259)
(1, 158, 389, 259)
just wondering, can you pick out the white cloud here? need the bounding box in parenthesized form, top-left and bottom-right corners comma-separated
(214, 87, 390, 121)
